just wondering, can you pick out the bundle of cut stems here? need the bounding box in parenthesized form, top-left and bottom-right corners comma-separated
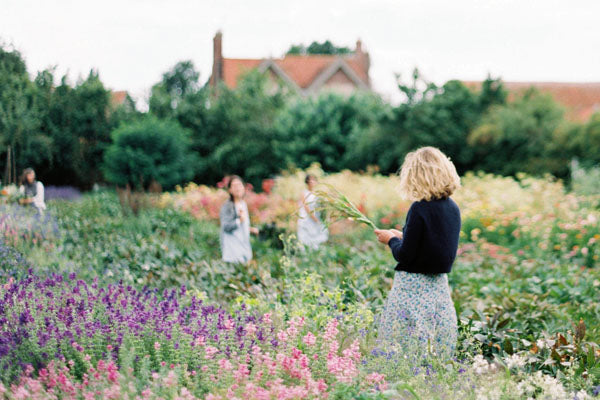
(314, 184, 378, 230)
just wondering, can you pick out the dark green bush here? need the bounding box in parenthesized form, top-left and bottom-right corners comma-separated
(102, 117, 196, 190)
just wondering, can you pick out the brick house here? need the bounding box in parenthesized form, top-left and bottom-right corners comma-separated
(209, 31, 371, 96)
(464, 81, 600, 122)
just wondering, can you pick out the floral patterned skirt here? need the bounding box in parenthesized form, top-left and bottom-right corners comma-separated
(378, 270, 457, 358)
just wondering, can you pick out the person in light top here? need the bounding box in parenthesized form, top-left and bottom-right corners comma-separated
(219, 175, 259, 263)
(374, 147, 461, 358)
(19, 168, 46, 213)
(297, 174, 328, 250)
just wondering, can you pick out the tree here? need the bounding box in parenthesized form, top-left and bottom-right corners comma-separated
(0, 44, 51, 183)
(565, 112, 600, 168)
(468, 88, 568, 177)
(149, 60, 201, 119)
(286, 40, 351, 55)
(102, 117, 196, 190)
(206, 70, 287, 186)
(273, 91, 389, 172)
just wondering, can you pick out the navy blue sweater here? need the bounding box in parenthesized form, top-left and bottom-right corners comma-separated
(388, 198, 461, 274)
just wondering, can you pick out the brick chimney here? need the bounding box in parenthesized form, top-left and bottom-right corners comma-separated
(210, 31, 223, 89)
(355, 39, 370, 87)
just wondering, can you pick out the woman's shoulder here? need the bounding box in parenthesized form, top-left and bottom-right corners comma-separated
(220, 200, 234, 212)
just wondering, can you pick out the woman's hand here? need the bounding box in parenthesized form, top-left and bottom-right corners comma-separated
(250, 227, 259, 235)
(374, 229, 395, 244)
(390, 229, 403, 239)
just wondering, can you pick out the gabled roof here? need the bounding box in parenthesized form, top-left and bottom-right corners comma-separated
(464, 81, 600, 121)
(111, 90, 128, 106)
(222, 59, 263, 88)
(221, 54, 370, 93)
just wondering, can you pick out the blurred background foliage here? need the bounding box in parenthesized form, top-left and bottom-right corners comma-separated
(1, 43, 600, 191)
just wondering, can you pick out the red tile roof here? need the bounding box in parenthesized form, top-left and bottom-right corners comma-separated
(464, 81, 600, 121)
(222, 54, 369, 90)
(111, 90, 128, 106)
(222, 59, 263, 88)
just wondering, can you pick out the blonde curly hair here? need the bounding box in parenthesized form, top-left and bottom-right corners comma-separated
(397, 147, 461, 201)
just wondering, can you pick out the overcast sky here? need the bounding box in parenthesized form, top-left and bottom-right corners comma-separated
(2, 0, 599, 105)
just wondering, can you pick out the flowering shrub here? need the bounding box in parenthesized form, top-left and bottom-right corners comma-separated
(2, 170, 600, 397)
(0, 204, 59, 247)
(0, 243, 30, 279)
(0, 272, 386, 398)
(160, 182, 297, 228)
(44, 186, 82, 201)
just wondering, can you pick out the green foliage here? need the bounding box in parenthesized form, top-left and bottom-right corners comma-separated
(273, 92, 390, 172)
(286, 40, 351, 55)
(149, 60, 201, 119)
(3, 39, 600, 188)
(356, 72, 505, 174)
(0, 45, 52, 181)
(571, 161, 600, 198)
(0, 42, 122, 188)
(469, 88, 570, 177)
(149, 69, 288, 186)
(569, 112, 600, 168)
(4, 181, 599, 395)
(102, 117, 196, 190)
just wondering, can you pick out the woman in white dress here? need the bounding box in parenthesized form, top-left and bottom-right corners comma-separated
(18, 168, 46, 213)
(297, 174, 328, 249)
(220, 176, 259, 263)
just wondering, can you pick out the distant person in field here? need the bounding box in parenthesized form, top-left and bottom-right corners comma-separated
(220, 175, 259, 263)
(297, 174, 328, 249)
(18, 168, 46, 213)
(374, 147, 461, 358)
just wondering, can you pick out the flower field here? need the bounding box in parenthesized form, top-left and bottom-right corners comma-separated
(1, 170, 599, 399)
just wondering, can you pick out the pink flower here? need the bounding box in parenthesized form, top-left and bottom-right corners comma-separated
(106, 345, 113, 351)
(234, 363, 250, 381)
(205, 346, 219, 359)
(201, 366, 209, 372)
(141, 389, 152, 399)
(262, 313, 272, 324)
(164, 370, 177, 387)
(154, 342, 160, 351)
(323, 319, 339, 342)
(224, 318, 235, 331)
(366, 372, 386, 384)
(342, 339, 361, 361)
(194, 335, 206, 347)
(328, 340, 339, 356)
(291, 348, 303, 359)
(302, 332, 316, 346)
(245, 322, 257, 337)
(218, 358, 233, 371)
(277, 330, 288, 343)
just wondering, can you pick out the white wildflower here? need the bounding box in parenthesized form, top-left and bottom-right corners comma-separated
(472, 354, 490, 375)
(504, 353, 526, 369)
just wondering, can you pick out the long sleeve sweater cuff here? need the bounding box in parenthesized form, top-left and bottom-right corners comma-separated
(388, 237, 401, 248)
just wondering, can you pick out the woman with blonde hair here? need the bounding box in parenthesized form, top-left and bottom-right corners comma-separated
(374, 147, 461, 358)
